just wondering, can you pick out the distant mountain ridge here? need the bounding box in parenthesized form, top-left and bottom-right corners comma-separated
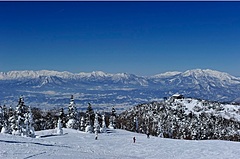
(0, 69, 240, 110)
(0, 69, 239, 81)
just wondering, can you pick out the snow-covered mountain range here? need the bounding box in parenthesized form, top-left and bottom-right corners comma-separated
(0, 69, 240, 110)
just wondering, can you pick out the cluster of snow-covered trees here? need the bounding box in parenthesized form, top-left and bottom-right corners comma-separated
(0, 96, 35, 137)
(116, 96, 240, 141)
(59, 95, 116, 133)
(0, 95, 117, 137)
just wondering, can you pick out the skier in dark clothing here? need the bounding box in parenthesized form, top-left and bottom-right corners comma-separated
(147, 133, 150, 138)
(133, 137, 136, 143)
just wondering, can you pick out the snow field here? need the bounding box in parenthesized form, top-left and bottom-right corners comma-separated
(1, 128, 240, 159)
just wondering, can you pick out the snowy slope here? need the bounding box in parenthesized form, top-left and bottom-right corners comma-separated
(0, 128, 240, 159)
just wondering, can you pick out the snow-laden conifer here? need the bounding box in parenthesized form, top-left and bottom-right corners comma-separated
(0, 105, 9, 134)
(59, 108, 66, 128)
(94, 112, 100, 133)
(8, 106, 16, 134)
(85, 103, 94, 133)
(100, 114, 107, 133)
(27, 106, 35, 137)
(66, 95, 78, 129)
(56, 118, 63, 135)
(80, 116, 85, 131)
(14, 96, 28, 136)
(109, 106, 116, 129)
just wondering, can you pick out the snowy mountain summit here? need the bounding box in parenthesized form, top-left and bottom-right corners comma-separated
(0, 68, 237, 80)
(0, 69, 240, 109)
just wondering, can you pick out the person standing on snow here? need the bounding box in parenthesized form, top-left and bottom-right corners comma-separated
(133, 137, 136, 143)
(147, 132, 150, 138)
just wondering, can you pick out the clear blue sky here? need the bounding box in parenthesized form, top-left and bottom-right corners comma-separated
(0, 2, 240, 76)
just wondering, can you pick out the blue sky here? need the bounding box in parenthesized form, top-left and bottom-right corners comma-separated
(0, 2, 240, 76)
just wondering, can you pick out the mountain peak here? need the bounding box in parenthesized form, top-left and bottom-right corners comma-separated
(91, 71, 108, 77)
(182, 69, 236, 81)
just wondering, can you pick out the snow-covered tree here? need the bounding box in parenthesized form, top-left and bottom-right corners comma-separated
(8, 106, 16, 134)
(134, 116, 138, 132)
(94, 112, 100, 133)
(100, 114, 107, 133)
(95, 130, 98, 140)
(26, 106, 35, 137)
(80, 116, 85, 131)
(13, 96, 28, 136)
(0, 105, 9, 134)
(109, 106, 116, 129)
(0, 106, 3, 130)
(112, 106, 116, 117)
(108, 116, 114, 129)
(56, 118, 63, 135)
(85, 103, 94, 132)
(59, 108, 66, 128)
(85, 125, 92, 133)
(66, 95, 78, 129)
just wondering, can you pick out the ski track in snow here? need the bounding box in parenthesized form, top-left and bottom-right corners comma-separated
(24, 151, 47, 159)
(0, 129, 240, 159)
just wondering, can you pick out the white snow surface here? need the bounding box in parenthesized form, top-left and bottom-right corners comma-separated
(151, 71, 182, 78)
(0, 128, 240, 159)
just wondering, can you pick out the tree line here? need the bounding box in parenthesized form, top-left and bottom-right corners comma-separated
(0, 95, 117, 137)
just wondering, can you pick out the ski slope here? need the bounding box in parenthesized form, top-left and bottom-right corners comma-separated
(0, 128, 240, 159)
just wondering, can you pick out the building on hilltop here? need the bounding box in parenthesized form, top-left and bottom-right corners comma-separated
(168, 93, 184, 103)
(171, 93, 184, 99)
